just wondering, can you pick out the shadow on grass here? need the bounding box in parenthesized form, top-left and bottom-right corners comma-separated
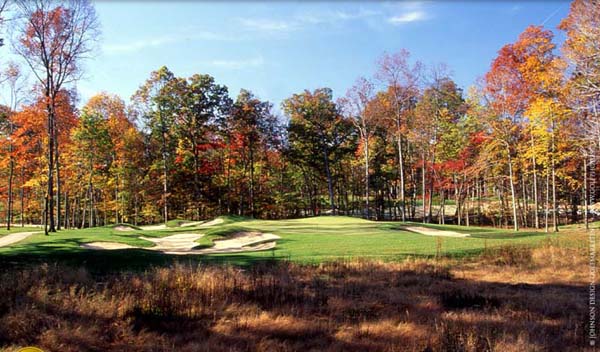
(468, 231, 550, 239)
(0, 260, 588, 351)
(0, 236, 289, 274)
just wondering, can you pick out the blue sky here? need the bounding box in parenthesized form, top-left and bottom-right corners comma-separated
(76, 1, 570, 111)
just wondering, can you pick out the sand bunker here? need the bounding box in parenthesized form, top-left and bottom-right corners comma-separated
(140, 224, 167, 230)
(195, 218, 224, 228)
(0, 231, 42, 247)
(400, 226, 470, 238)
(205, 232, 280, 252)
(113, 225, 135, 232)
(80, 231, 280, 255)
(139, 218, 224, 230)
(81, 242, 135, 250)
(139, 233, 203, 251)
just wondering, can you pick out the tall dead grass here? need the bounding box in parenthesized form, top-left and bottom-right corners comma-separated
(0, 234, 594, 351)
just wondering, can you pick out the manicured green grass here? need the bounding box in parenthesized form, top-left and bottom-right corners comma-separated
(108, 223, 143, 230)
(0, 226, 43, 236)
(0, 215, 570, 271)
(165, 219, 193, 227)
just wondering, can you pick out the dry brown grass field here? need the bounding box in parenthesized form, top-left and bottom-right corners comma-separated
(0, 225, 594, 352)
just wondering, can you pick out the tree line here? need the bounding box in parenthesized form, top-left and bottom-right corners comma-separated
(0, 0, 598, 232)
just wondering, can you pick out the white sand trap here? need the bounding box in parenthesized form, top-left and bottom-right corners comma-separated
(165, 232, 280, 255)
(212, 231, 280, 250)
(196, 218, 224, 227)
(400, 226, 470, 238)
(139, 233, 203, 251)
(140, 224, 166, 230)
(165, 240, 277, 255)
(139, 218, 223, 230)
(178, 221, 203, 227)
(81, 231, 280, 255)
(0, 231, 42, 247)
(81, 242, 135, 250)
(114, 225, 135, 232)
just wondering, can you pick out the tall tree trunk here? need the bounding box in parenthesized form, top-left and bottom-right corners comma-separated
(427, 153, 435, 223)
(249, 142, 255, 217)
(545, 171, 549, 233)
(134, 193, 138, 226)
(551, 122, 558, 232)
(6, 135, 13, 231)
(225, 145, 232, 214)
(364, 134, 370, 219)
(55, 141, 61, 231)
(88, 164, 94, 228)
(397, 135, 406, 221)
(192, 143, 201, 220)
(507, 147, 519, 231)
(422, 154, 426, 224)
(438, 189, 446, 225)
(20, 166, 24, 228)
(103, 194, 107, 226)
(160, 118, 169, 225)
(521, 174, 528, 228)
(477, 178, 482, 225)
(323, 146, 335, 214)
(162, 155, 168, 224)
(115, 171, 119, 224)
(466, 185, 470, 227)
(584, 154, 589, 230)
(45, 89, 55, 235)
(531, 135, 540, 229)
(65, 193, 69, 229)
(411, 165, 417, 220)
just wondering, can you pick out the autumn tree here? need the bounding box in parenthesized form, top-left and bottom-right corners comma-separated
(560, 0, 600, 148)
(11, 98, 49, 225)
(560, 0, 600, 229)
(340, 77, 377, 218)
(83, 93, 143, 225)
(0, 63, 26, 230)
(70, 106, 112, 227)
(415, 75, 465, 223)
(484, 42, 529, 231)
(132, 66, 177, 224)
(375, 50, 422, 221)
(171, 74, 231, 218)
(228, 89, 279, 217)
(283, 88, 350, 215)
(14, 0, 99, 234)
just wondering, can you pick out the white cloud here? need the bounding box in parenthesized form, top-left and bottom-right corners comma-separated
(296, 8, 380, 25)
(102, 31, 237, 55)
(238, 8, 381, 33)
(103, 35, 176, 54)
(238, 18, 294, 32)
(205, 56, 264, 70)
(388, 11, 427, 24)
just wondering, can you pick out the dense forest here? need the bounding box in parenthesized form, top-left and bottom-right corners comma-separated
(0, 0, 598, 233)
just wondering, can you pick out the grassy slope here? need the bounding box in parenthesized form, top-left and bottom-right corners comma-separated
(0, 226, 43, 237)
(0, 215, 572, 272)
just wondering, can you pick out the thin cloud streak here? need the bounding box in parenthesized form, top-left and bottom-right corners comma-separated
(103, 31, 238, 55)
(239, 18, 294, 32)
(204, 56, 265, 70)
(388, 11, 427, 25)
(238, 8, 381, 33)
